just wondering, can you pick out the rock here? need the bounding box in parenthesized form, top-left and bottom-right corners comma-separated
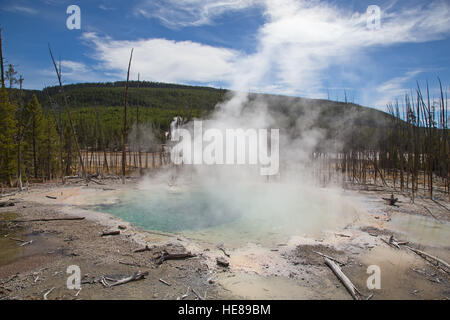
(118, 225, 127, 230)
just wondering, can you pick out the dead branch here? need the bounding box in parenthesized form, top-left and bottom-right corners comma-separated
(403, 245, 450, 273)
(313, 251, 346, 266)
(0, 192, 17, 198)
(177, 286, 190, 300)
(89, 178, 106, 186)
(45, 196, 57, 200)
(334, 233, 351, 238)
(43, 287, 55, 300)
(324, 257, 359, 300)
(118, 261, 145, 268)
(10, 217, 85, 223)
(101, 230, 120, 237)
(0, 202, 15, 207)
(191, 288, 204, 300)
(381, 235, 406, 249)
(422, 205, 441, 223)
(431, 199, 450, 213)
(20, 240, 33, 247)
(101, 271, 148, 287)
(156, 251, 196, 265)
(159, 279, 171, 286)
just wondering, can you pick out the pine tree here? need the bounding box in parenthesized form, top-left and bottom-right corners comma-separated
(41, 113, 59, 181)
(24, 95, 45, 179)
(0, 88, 17, 185)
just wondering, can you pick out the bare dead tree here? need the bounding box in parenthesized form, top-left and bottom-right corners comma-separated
(48, 45, 87, 181)
(122, 48, 133, 184)
(0, 26, 4, 88)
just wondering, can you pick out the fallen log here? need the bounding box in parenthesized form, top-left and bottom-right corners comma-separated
(101, 271, 148, 287)
(64, 175, 80, 180)
(101, 230, 120, 237)
(0, 202, 15, 207)
(0, 192, 17, 198)
(335, 233, 351, 238)
(324, 257, 359, 300)
(10, 217, 85, 223)
(403, 245, 450, 273)
(156, 251, 196, 265)
(89, 178, 105, 186)
(45, 196, 57, 200)
(422, 205, 442, 222)
(431, 199, 450, 213)
(314, 251, 346, 266)
(20, 240, 33, 247)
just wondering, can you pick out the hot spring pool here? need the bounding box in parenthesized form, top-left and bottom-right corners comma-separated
(92, 183, 359, 246)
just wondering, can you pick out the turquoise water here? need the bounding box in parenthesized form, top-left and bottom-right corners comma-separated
(93, 184, 358, 245)
(95, 188, 243, 232)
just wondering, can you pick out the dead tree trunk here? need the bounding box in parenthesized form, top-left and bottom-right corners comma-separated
(49, 45, 87, 182)
(122, 49, 133, 184)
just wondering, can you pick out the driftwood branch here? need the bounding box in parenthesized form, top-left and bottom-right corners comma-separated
(0, 202, 15, 207)
(422, 205, 441, 223)
(191, 288, 204, 300)
(101, 230, 120, 237)
(43, 287, 55, 300)
(10, 217, 85, 223)
(403, 245, 450, 273)
(314, 251, 346, 266)
(156, 251, 196, 265)
(159, 279, 171, 286)
(324, 257, 359, 300)
(101, 271, 148, 287)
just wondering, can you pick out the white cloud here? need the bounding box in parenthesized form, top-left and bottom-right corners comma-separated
(81, 32, 241, 83)
(80, 0, 450, 106)
(3, 5, 38, 15)
(235, 0, 450, 97)
(41, 60, 106, 84)
(134, 0, 261, 28)
(373, 70, 424, 109)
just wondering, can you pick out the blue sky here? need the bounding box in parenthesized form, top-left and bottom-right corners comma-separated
(0, 0, 449, 110)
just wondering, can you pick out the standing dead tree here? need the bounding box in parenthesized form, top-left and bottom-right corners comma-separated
(122, 49, 133, 184)
(0, 26, 4, 88)
(48, 45, 87, 181)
